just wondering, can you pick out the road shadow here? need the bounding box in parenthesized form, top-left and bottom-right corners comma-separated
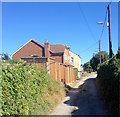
(64, 78, 111, 116)
(64, 82, 84, 107)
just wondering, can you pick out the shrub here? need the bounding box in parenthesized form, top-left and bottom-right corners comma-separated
(97, 58, 120, 116)
(73, 68, 78, 78)
(1, 60, 65, 115)
(76, 77, 81, 80)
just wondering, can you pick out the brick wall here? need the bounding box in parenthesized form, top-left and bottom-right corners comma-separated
(21, 57, 48, 68)
(63, 48, 70, 64)
(12, 41, 44, 60)
(44, 41, 50, 57)
(51, 55, 63, 63)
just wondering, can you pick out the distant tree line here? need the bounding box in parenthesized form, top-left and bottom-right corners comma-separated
(83, 51, 109, 72)
(83, 49, 120, 72)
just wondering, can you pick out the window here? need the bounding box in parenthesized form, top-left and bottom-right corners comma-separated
(71, 57, 74, 63)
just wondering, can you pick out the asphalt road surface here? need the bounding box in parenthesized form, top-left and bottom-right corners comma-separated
(49, 73, 110, 115)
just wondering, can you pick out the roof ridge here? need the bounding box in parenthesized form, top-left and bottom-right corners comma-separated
(11, 39, 43, 57)
(50, 44, 65, 46)
(30, 39, 44, 47)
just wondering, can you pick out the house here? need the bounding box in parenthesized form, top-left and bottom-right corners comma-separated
(12, 39, 81, 69)
(69, 50, 83, 77)
(69, 50, 81, 70)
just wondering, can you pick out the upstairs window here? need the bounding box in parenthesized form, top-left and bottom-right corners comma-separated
(71, 57, 74, 63)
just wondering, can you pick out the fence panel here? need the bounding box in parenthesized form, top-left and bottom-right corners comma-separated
(50, 59, 56, 80)
(57, 63, 61, 82)
(22, 57, 76, 84)
(34, 63, 46, 69)
(60, 64, 64, 83)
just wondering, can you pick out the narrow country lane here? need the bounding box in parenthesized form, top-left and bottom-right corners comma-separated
(49, 73, 110, 115)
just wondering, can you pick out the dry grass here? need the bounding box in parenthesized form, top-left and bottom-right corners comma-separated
(43, 86, 65, 114)
(69, 80, 80, 88)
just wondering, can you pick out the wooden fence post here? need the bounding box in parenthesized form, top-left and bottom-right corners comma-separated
(55, 61, 57, 81)
(46, 58, 50, 75)
(69, 67, 71, 83)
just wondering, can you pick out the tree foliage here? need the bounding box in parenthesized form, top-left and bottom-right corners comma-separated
(116, 48, 120, 59)
(90, 51, 109, 71)
(83, 51, 109, 72)
(73, 68, 78, 78)
(97, 57, 120, 116)
(83, 62, 93, 72)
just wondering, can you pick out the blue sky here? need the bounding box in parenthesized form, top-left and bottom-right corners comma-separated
(2, 2, 118, 64)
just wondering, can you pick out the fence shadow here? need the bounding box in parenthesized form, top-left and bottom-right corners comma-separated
(64, 78, 110, 116)
(64, 83, 84, 107)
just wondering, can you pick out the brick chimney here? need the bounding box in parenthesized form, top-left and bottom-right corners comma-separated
(44, 40, 50, 57)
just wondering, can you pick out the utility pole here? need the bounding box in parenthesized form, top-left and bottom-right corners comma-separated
(107, 4, 113, 58)
(99, 39, 102, 64)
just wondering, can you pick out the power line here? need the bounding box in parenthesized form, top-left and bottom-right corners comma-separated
(99, 9, 107, 41)
(78, 1, 114, 61)
(80, 41, 98, 54)
(77, 3, 97, 42)
(75, 1, 113, 56)
(99, 0, 113, 41)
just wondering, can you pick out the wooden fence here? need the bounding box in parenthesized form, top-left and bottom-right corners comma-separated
(21, 57, 76, 84)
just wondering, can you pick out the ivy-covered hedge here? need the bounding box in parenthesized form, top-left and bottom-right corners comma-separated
(97, 58, 120, 116)
(1, 60, 65, 115)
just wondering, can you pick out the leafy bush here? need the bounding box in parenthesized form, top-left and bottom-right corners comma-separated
(83, 62, 93, 73)
(1, 60, 65, 115)
(90, 51, 109, 71)
(97, 58, 120, 116)
(73, 68, 78, 77)
(76, 77, 81, 80)
(116, 48, 120, 59)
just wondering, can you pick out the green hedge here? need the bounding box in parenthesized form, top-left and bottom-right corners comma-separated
(97, 58, 120, 116)
(1, 60, 65, 115)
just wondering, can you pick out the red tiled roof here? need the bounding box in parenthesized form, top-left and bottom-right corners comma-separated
(50, 44, 66, 53)
(31, 40, 67, 53)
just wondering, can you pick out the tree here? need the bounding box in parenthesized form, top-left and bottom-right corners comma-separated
(101, 51, 109, 63)
(116, 48, 120, 59)
(90, 56, 99, 71)
(74, 68, 78, 78)
(83, 61, 93, 72)
(90, 51, 109, 71)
